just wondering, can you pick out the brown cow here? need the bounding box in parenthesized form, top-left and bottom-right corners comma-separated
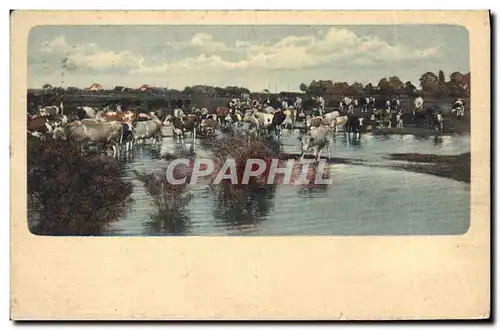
(164, 114, 199, 145)
(306, 116, 323, 130)
(200, 118, 218, 136)
(215, 107, 230, 126)
(27, 116, 51, 135)
(101, 110, 137, 123)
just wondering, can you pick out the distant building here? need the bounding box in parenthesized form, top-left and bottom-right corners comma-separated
(138, 84, 153, 92)
(88, 83, 104, 91)
(113, 86, 128, 92)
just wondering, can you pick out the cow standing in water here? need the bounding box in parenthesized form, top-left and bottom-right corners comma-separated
(163, 114, 198, 152)
(339, 96, 355, 114)
(345, 115, 366, 139)
(413, 96, 424, 115)
(317, 96, 325, 116)
(298, 125, 332, 162)
(359, 96, 375, 113)
(451, 99, 465, 119)
(390, 97, 400, 112)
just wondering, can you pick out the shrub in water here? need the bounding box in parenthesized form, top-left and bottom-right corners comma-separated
(134, 164, 194, 235)
(27, 134, 133, 235)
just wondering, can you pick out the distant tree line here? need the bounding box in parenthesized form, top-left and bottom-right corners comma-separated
(34, 70, 469, 100)
(300, 70, 470, 98)
(35, 84, 252, 98)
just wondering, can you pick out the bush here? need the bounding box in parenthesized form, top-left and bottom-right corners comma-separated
(27, 135, 133, 235)
(200, 133, 283, 224)
(201, 132, 283, 190)
(134, 167, 194, 235)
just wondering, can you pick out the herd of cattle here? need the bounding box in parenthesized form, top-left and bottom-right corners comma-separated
(26, 95, 468, 161)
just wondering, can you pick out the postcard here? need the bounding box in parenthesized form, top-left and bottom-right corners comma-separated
(11, 10, 490, 320)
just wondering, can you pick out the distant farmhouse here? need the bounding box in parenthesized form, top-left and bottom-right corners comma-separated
(138, 84, 153, 92)
(88, 83, 104, 91)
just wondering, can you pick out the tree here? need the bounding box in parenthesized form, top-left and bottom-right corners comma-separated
(388, 76, 404, 92)
(299, 83, 308, 92)
(435, 70, 449, 98)
(307, 80, 333, 96)
(404, 81, 416, 95)
(448, 71, 470, 97)
(364, 83, 374, 92)
(463, 72, 471, 96)
(327, 82, 349, 96)
(351, 82, 364, 92)
(377, 78, 391, 94)
(419, 72, 439, 96)
(438, 70, 446, 85)
(447, 72, 464, 97)
(66, 86, 80, 93)
(42, 83, 52, 90)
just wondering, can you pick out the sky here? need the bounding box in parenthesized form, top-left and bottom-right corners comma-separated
(28, 25, 470, 93)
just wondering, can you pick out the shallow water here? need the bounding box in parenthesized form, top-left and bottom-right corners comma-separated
(28, 128, 470, 236)
(100, 129, 470, 236)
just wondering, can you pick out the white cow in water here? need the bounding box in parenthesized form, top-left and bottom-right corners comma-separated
(294, 96, 303, 110)
(174, 108, 185, 118)
(298, 125, 332, 162)
(314, 96, 325, 116)
(262, 106, 276, 114)
(434, 113, 444, 132)
(76, 106, 97, 119)
(38, 105, 60, 116)
(322, 111, 340, 127)
(396, 111, 404, 128)
(339, 97, 356, 114)
(451, 99, 466, 118)
(413, 97, 424, 115)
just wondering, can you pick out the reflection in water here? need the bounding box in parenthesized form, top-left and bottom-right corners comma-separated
(295, 164, 331, 196)
(29, 198, 131, 236)
(28, 131, 471, 236)
(135, 166, 194, 235)
(433, 135, 444, 146)
(213, 184, 277, 229)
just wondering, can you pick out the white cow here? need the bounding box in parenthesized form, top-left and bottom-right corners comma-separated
(322, 111, 340, 127)
(174, 108, 185, 118)
(298, 125, 331, 162)
(451, 99, 465, 118)
(340, 97, 355, 114)
(332, 115, 348, 133)
(413, 97, 424, 115)
(396, 111, 404, 128)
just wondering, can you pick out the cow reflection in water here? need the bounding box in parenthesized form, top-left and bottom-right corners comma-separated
(433, 135, 444, 146)
(213, 184, 277, 229)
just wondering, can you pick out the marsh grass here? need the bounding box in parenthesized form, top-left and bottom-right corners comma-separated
(134, 165, 194, 235)
(27, 134, 133, 235)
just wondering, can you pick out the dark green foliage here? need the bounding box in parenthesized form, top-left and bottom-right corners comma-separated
(27, 135, 133, 235)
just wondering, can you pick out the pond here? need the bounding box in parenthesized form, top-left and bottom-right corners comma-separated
(101, 130, 470, 236)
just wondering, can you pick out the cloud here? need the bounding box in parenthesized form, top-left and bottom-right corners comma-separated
(30, 27, 448, 90)
(133, 27, 441, 76)
(167, 32, 230, 53)
(40, 36, 142, 71)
